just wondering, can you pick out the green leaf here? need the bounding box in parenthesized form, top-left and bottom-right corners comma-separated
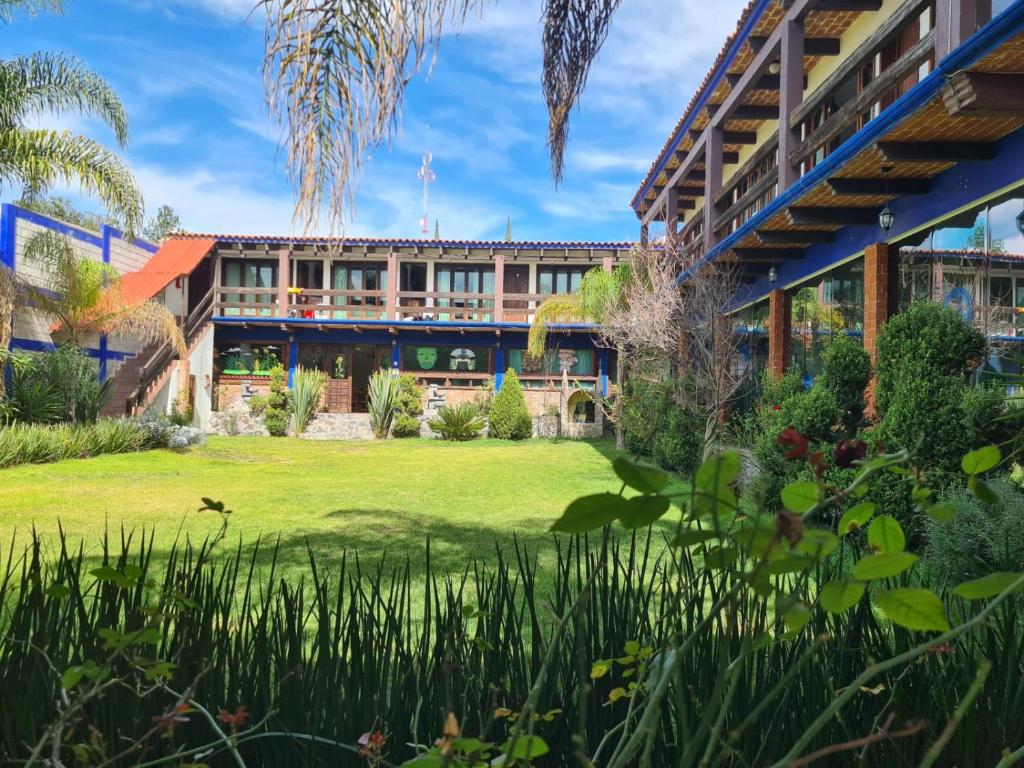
(867, 516, 905, 554)
(90, 566, 123, 582)
(927, 502, 956, 522)
(838, 502, 875, 535)
(962, 445, 1001, 476)
(781, 598, 811, 634)
(875, 588, 950, 632)
(673, 528, 719, 547)
(45, 583, 70, 599)
(61, 666, 84, 690)
(501, 735, 549, 760)
(767, 555, 816, 575)
(612, 458, 669, 495)
(731, 524, 778, 558)
(619, 495, 670, 530)
(624, 640, 641, 656)
(820, 580, 866, 614)
(550, 493, 628, 533)
(969, 476, 1000, 505)
(796, 529, 839, 559)
(852, 552, 919, 581)
(401, 755, 444, 768)
(695, 452, 741, 490)
(781, 481, 819, 515)
(451, 737, 492, 754)
(703, 546, 739, 570)
(952, 572, 1024, 600)
(693, 485, 739, 518)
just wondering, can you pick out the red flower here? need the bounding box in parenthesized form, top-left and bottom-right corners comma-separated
(216, 705, 250, 733)
(772, 405, 781, 411)
(834, 439, 868, 469)
(152, 702, 191, 734)
(928, 644, 954, 655)
(359, 730, 386, 758)
(777, 427, 809, 461)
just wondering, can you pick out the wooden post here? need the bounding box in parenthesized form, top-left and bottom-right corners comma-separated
(768, 288, 791, 379)
(779, 17, 805, 191)
(936, 0, 992, 60)
(640, 221, 650, 246)
(602, 256, 614, 272)
(386, 252, 398, 320)
(666, 186, 679, 239)
(703, 127, 724, 251)
(493, 252, 505, 322)
(277, 248, 289, 317)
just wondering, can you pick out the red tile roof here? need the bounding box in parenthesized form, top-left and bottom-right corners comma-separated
(164, 232, 634, 249)
(120, 237, 217, 303)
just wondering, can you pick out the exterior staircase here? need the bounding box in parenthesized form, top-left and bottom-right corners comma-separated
(100, 343, 161, 417)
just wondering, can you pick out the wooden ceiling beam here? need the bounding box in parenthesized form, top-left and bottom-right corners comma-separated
(787, 206, 879, 226)
(732, 104, 779, 120)
(943, 72, 1024, 117)
(723, 130, 758, 145)
(875, 140, 997, 163)
(788, 0, 882, 9)
(756, 229, 836, 244)
(827, 176, 933, 195)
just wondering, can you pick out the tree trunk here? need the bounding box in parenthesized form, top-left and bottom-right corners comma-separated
(614, 348, 625, 451)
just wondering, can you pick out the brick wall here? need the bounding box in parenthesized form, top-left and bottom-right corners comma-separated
(768, 288, 791, 378)
(863, 242, 894, 363)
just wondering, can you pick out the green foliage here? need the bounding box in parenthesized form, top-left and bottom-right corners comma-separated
(818, 335, 871, 433)
(780, 384, 841, 444)
(428, 403, 485, 441)
(392, 373, 424, 438)
(488, 369, 533, 440)
(878, 370, 972, 471)
(141, 203, 181, 243)
(0, 417, 171, 468)
(291, 366, 325, 435)
(247, 393, 269, 417)
(875, 301, 986, 415)
(367, 368, 399, 439)
(651, 405, 701, 474)
(622, 377, 701, 474)
(262, 365, 292, 437)
(3, 345, 110, 424)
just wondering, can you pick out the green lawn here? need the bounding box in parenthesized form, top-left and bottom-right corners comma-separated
(0, 437, 683, 582)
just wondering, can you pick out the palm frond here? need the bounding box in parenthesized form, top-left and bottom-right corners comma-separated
(102, 298, 186, 357)
(528, 293, 587, 358)
(0, 128, 144, 233)
(0, 53, 129, 145)
(541, 0, 622, 183)
(0, 0, 61, 22)
(261, 0, 481, 231)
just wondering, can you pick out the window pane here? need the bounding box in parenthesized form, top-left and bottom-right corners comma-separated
(482, 270, 495, 294)
(556, 272, 568, 294)
(932, 207, 985, 252)
(991, 276, 1013, 306)
(454, 270, 466, 293)
(467, 270, 479, 294)
(988, 196, 1024, 256)
(570, 271, 582, 292)
(538, 270, 553, 294)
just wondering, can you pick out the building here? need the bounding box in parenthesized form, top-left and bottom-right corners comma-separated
(632, 0, 1024, 387)
(0, 204, 631, 433)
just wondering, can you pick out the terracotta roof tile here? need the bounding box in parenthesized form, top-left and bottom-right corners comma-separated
(120, 237, 217, 303)
(165, 233, 634, 249)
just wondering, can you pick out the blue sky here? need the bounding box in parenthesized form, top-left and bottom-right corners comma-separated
(1, 0, 747, 242)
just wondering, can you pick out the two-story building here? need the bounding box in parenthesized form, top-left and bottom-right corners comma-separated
(632, 0, 1024, 387)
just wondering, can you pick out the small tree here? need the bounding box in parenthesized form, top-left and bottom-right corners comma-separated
(263, 366, 292, 436)
(393, 373, 424, 438)
(488, 368, 533, 440)
(142, 205, 182, 243)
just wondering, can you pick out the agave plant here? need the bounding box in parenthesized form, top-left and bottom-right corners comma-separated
(428, 402, 485, 441)
(292, 366, 325, 435)
(367, 368, 400, 439)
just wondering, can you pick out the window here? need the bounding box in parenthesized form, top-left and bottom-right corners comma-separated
(434, 267, 495, 318)
(216, 342, 283, 377)
(506, 348, 595, 377)
(221, 258, 277, 315)
(331, 263, 387, 317)
(294, 260, 324, 290)
(402, 345, 492, 374)
(538, 267, 592, 295)
(790, 259, 865, 382)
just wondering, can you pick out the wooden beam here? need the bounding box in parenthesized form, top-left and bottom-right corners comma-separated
(685, 169, 705, 181)
(749, 35, 769, 53)
(756, 229, 836, 244)
(805, 37, 841, 55)
(787, 206, 879, 226)
(826, 177, 932, 195)
(723, 131, 758, 145)
(732, 247, 805, 261)
(875, 140, 997, 163)
(943, 72, 1024, 118)
(732, 104, 779, 120)
(794, 0, 882, 9)
(722, 151, 740, 164)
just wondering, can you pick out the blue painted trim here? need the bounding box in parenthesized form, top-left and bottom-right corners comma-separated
(681, 1, 1024, 289)
(98, 335, 108, 381)
(8, 336, 133, 361)
(632, 0, 772, 210)
(287, 340, 299, 386)
(102, 224, 158, 255)
(101, 226, 111, 264)
(198, 235, 630, 250)
(390, 342, 400, 370)
(1, 203, 16, 270)
(212, 316, 600, 332)
(599, 349, 609, 398)
(495, 345, 504, 389)
(7, 204, 104, 247)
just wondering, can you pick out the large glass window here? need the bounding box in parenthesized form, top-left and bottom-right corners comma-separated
(402, 345, 492, 374)
(732, 300, 769, 411)
(790, 259, 864, 382)
(434, 266, 495, 319)
(538, 267, 591, 295)
(331, 263, 387, 318)
(221, 258, 277, 316)
(507, 348, 596, 377)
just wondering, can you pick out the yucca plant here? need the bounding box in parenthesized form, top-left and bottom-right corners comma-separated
(291, 365, 325, 435)
(367, 368, 399, 439)
(428, 402, 486, 441)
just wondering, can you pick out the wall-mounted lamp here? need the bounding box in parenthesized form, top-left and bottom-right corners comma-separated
(767, 60, 781, 75)
(768, 265, 778, 284)
(1016, 204, 1024, 237)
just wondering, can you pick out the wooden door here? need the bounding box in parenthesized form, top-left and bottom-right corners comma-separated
(504, 265, 530, 321)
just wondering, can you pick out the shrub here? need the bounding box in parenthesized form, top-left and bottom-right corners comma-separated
(367, 369, 399, 438)
(818, 335, 871, 433)
(247, 394, 269, 417)
(651, 406, 701, 474)
(472, 379, 495, 416)
(292, 366, 326, 435)
(622, 379, 662, 455)
(780, 385, 841, 444)
(392, 374, 424, 438)
(263, 366, 292, 437)
(428, 403, 485, 441)
(488, 369, 533, 440)
(757, 368, 805, 410)
(875, 301, 986, 415)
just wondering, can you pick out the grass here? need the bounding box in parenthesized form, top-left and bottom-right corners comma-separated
(0, 436, 684, 582)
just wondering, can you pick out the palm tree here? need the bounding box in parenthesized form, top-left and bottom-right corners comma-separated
(18, 231, 184, 355)
(262, 0, 622, 230)
(528, 266, 628, 449)
(0, 5, 144, 232)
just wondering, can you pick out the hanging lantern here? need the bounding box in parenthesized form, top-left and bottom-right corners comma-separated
(768, 265, 778, 284)
(1015, 205, 1024, 236)
(878, 204, 895, 233)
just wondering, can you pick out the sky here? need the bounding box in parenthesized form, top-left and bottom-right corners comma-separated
(0, 0, 747, 243)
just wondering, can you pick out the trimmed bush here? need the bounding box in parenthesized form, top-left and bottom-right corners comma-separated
(875, 301, 986, 415)
(488, 369, 533, 440)
(818, 335, 871, 433)
(623, 377, 702, 473)
(651, 406, 701, 474)
(392, 413, 423, 438)
(780, 385, 841, 444)
(428, 403, 485, 441)
(263, 366, 292, 437)
(392, 374, 424, 438)
(622, 379, 662, 455)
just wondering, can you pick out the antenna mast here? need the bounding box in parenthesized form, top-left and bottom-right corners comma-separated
(417, 150, 435, 237)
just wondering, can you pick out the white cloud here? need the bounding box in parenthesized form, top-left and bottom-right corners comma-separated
(537, 181, 636, 223)
(566, 147, 651, 174)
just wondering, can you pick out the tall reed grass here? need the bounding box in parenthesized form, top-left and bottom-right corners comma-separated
(1, 531, 1022, 765)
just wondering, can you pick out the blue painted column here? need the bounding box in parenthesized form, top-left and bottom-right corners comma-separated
(288, 338, 299, 386)
(599, 349, 609, 398)
(495, 344, 504, 389)
(391, 340, 401, 371)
